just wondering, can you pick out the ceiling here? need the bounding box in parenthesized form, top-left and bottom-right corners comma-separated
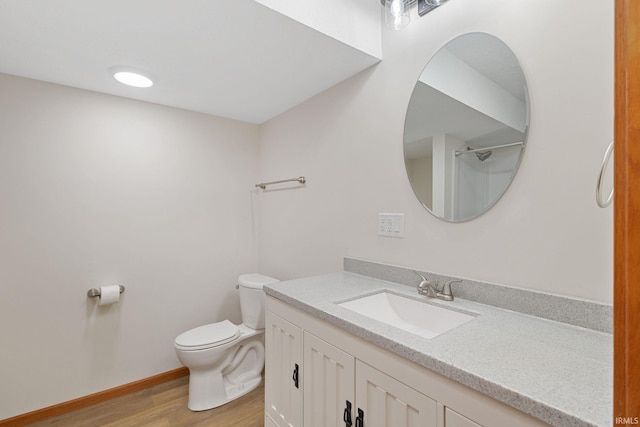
(445, 32, 526, 102)
(0, 0, 381, 124)
(404, 32, 528, 159)
(404, 83, 526, 159)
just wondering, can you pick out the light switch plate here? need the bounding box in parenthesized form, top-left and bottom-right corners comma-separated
(378, 213, 405, 238)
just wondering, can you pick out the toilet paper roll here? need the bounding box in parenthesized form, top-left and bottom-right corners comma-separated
(98, 285, 120, 306)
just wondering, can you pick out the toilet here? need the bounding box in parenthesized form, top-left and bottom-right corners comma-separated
(174, 273, 279, 411)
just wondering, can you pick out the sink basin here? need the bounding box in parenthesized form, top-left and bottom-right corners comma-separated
(337, 292, 475, 339)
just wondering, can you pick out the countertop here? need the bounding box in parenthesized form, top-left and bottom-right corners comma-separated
(264, 272, 612, 427)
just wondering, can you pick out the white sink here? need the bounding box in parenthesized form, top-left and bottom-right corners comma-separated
(338, 292, 475, 339)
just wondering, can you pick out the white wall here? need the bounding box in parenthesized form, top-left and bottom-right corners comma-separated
(0, 74, 260, 419)
(407, 155, 432, 208)
(257, 0, 614, 303)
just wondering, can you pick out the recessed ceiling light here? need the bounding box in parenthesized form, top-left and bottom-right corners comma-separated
(111, 69, 154, 88)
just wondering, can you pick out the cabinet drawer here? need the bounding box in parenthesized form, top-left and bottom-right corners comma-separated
(445, 408, 482, 427)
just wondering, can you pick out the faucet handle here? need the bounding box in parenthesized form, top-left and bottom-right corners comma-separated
(413, 271, 438, 285)
(414, 272, 441, 298)
(413, 270, 428, 282)
(439, 279, 462, 300)
(413, 271, 438, 288)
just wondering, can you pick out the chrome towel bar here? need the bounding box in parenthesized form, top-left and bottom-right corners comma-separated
(87, 285, 125, 298)
(255, 176, 306, 190)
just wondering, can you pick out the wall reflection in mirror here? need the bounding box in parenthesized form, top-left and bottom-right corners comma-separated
(404, 33, 529, 222)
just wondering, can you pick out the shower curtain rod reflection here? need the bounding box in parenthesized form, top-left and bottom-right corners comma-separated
(454, 142, 524, 157)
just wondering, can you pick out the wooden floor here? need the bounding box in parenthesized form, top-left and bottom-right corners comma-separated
(28, 376, 264, 427)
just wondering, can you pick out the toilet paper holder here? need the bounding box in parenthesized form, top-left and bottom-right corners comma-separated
(87, 285, 125, 298)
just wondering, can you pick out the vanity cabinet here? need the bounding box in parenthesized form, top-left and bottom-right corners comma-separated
(265, 296, 548, 427)
(303, 331, 436, 427)
(265, 311, 302, 427)
(303, 331, 354, 426)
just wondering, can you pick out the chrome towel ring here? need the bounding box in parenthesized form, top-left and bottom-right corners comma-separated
(596, 140, 614, 208)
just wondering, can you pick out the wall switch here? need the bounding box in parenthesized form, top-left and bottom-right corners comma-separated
(377, 213, 405, 238)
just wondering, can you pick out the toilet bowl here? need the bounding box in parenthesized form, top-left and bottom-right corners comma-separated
(174, 273, 279, 411)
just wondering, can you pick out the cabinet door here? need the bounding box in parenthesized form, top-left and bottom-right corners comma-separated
(265, 311, 302, 427)
(355, 360, 438, 427)
(303, 331, 356, 427)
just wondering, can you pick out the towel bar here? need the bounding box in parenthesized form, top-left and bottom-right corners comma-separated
(255, 176, 306, 190)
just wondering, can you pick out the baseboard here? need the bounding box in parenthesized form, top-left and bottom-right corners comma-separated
(0, 367, 189, 426)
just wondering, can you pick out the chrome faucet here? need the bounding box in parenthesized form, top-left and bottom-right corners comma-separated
(415, 272, 461, 301)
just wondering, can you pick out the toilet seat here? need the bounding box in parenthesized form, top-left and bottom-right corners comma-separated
(175, 320, 240, 351)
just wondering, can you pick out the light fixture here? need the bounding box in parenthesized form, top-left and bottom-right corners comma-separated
(418, 0, 449, 17)
(110, 67, 154, 88)
(380, 0, 449, 29)
(384, 0, 411, 30)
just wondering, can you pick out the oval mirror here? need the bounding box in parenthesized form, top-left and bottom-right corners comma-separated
(404, 33, 529, 222)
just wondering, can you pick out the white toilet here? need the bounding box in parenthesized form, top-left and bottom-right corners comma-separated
(174, 273, 279, 411)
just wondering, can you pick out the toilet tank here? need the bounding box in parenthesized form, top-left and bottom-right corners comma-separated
(237, 273, 279, 329)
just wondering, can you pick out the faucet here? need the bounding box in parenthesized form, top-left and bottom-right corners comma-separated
(415, 272, 461, 301)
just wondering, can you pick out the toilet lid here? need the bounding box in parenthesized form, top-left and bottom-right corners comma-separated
(175, 320, 240, 351)
(237, 273, 279, 289)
